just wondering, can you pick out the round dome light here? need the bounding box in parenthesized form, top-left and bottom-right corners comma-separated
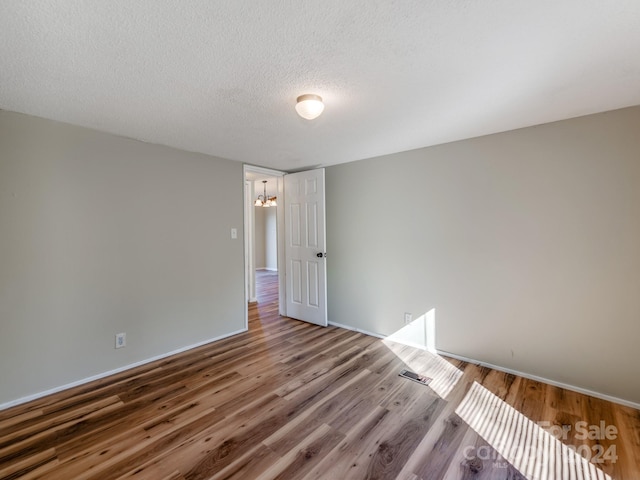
(295, 94, 324, 120)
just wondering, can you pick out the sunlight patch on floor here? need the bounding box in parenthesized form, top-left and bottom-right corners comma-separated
(456, 381, 612, 480)
(383, 307, 463, 399)
(382, 338, 463, 400)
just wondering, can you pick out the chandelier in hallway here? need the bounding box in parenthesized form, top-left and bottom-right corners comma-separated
(254, 180, 277, 207)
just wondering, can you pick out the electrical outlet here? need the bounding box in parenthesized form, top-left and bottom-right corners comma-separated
(404, 312, 412, 325)
(230, 228, 238, 239)
(115, 332, 126, 349)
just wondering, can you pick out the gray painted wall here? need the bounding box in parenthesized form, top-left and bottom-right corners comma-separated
(326, 106, 640, 404)
(0, 111, 245, 406)
(265, 207, 278, 271)
(254, 205, 266, 269)
(253, 180, 278, 272)
(253, 202, 277, 271)
(3, 106, 639, 407)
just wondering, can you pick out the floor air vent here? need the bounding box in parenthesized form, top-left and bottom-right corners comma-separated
(399, 369, 432, 385)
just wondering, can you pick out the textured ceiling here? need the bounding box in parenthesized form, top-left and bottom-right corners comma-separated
(1, 1, 639, 172)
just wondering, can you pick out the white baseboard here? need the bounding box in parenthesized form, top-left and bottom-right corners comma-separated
(256, 268, 278, 272)
(328, 321, 385, 339)
(0, 328, 247, 412)
(329, 321, 640, 410)
(6, 322, 637, 413)
(438, 349, 640, 411)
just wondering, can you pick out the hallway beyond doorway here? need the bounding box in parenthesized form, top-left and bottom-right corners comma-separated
(256, 269, 278, 303)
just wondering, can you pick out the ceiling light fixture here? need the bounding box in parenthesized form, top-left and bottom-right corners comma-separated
(254, 180, 277, 207)
(295, 94, 324, 120)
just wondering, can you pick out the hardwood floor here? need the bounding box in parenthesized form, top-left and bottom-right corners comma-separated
(1, 270, 638, 479)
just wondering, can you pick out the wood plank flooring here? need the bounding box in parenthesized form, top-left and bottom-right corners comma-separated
(1, 270, 638, 479)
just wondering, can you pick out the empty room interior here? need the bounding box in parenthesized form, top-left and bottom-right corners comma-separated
(1, 2, 639, 479)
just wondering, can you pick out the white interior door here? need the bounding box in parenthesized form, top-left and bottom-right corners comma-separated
(284, 168, 327, 326)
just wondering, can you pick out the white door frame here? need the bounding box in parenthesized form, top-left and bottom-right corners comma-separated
(244, 179, 256, 304)
(243, 164, 286, 330)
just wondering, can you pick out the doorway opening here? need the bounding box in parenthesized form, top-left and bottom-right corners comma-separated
(243, 165, 328, 329)
(253, 179, 278, 298)
(243, 165, 286, 329)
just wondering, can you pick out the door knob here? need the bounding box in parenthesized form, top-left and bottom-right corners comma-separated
(316, 252, 326, 258)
